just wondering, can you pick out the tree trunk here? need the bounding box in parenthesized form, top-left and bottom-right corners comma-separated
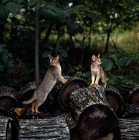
(105, 29, 111, 53)
(55, 24, 62, 51)
(35, 1, 40, 82)
(69, 34, 76, 65)
(40, 25, 53, 54)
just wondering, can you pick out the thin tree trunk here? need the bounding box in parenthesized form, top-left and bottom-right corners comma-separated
(69, 34, 76, 65)
(105, 30, 111, 53)
(55, 25, 62, 51)
(105, 20, 113, 53)
(35, 1, 39, 82)
(88, 19, 92, 48)
(40, 25, 53, 54)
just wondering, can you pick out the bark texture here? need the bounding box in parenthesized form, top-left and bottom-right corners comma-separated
(119, 82, 139, 105)
(119, 119, 139, 140)
(122, 104, 139, 119)
(19, 115, 70, 140)
(0, 116, 19, 140)
(105, 85, 124, 116)
(66, 86, 120, 140)
(0, 87, 17, 110)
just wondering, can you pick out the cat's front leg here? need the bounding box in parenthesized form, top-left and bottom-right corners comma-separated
(57, 74, 68, 84)
(94, 75, 100, 86)
(90, 74, 95, 86)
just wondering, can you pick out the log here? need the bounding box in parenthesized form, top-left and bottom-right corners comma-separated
(122, 104, 139, 119)
(66, 86, 121, 140)
(19, 82, 36, 111)
(9, 107, 43, 119)
(128, 84, 139, 107)
(119, 82, 139, 104)
(58, 77, 89, 111)
(0, 116, 19, 140)
(119, 119, 139, 140)
(0, 87, 17, 110)
(19, 115, 70, 140)
(105, 85, 124, 116)
(0, 107, 13, 118)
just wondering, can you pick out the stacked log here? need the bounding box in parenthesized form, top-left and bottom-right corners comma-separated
(119, 82, 139, 104)
(122, 104, 139, 119)
(0, 87, 17, 110)
(119, 119, 139, 140)
(19, 115, 70, 140)
(128, 83, 139, 106)
(58, 78, 89, 111)
(19, 76, 88, 113)
(66, 86, 121, 140)
(105, 85, 124, 116)
(0, 116, 19, 140)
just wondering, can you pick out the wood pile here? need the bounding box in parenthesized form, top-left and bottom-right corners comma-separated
(0, 78, 139, 139)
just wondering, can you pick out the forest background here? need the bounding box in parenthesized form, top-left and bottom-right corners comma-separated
(0, 0, 139, 90)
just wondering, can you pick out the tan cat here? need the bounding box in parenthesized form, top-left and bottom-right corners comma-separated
(90, 54, 107, 89)
(22, 54, 68, 113)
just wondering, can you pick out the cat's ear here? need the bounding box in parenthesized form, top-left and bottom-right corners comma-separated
(98, 54, 100, 58)
(56, 55, 59, 60)
(92, 55, 96, 61)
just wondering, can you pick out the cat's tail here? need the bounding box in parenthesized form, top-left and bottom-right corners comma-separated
(22, 91, 36, 104)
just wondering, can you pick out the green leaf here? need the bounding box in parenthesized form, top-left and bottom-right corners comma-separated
(125, 58, 132, 66)
(102, 59, 113, 71)
(58, 49, 68, 58)
(29, 0, 38, 7)
(5, 2, 23, 16)
(2, 0, 9, 4)
(0, 5, 8, 24)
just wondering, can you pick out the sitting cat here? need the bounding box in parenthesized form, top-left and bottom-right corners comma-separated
(22, 54, 68, 113)
(90, 54, 107, 89)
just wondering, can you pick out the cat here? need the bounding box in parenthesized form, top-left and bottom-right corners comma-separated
(22, 54, 68, 113)
(90, 54, 107, 89)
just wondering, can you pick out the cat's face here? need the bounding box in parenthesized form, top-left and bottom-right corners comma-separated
(48, 55, 59, 66)
(92, 54, 102, 66)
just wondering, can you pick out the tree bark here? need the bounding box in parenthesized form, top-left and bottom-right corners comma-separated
(119, 119, 139, 140)
(19, 115, 70, 139)
(0, 87, 17, 110)
(105, 85, 124, 116)
(40, 25, 53, 54)
(35, 1, 40, 82)
(55, 24, 62, 51)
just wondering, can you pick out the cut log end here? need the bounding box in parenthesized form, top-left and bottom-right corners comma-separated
(70, 104, 120, 140)
(59, 79, 89, 111)
(131, 90, 139, 106)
